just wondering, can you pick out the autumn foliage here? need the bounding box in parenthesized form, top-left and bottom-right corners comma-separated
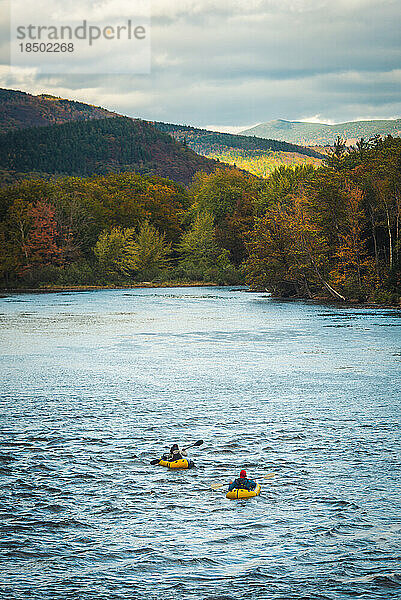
(22, 201, 64, 273)
(244, 137, 401, 303)
(0, 136, 400, 303)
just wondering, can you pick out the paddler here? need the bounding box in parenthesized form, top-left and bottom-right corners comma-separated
(162, 443, 187, 462)
(228, 469, 257, 492)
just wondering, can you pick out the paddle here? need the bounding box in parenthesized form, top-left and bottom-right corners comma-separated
(211, 473, 275, 490)
(183, 439, 204, 451)
(150, 439, 204, 465)
(211, 482, 225, 490)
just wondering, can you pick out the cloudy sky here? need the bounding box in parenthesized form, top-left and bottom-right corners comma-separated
(1, 0, 401, 130)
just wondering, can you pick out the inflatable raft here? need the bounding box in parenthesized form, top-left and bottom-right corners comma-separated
(158, 458, 194, 469)
(226, 483, 261, 499)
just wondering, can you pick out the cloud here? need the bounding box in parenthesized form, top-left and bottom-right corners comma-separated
(1, 0, 401, 126)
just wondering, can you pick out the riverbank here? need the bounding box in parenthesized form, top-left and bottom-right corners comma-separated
(262, 293, 401, 309)
(0, 281, 220, 294)
(249, 287, 401, 308)
(1, 284, 399, 308)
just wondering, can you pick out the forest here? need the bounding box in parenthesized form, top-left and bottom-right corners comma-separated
(154, 122, 324, 158)
(0, 135, 400, 304)
(154, 122, 323, 177)
(0, 88, 117, 133)
(0, 117, 222, 185)
(0, 88, 323, 179)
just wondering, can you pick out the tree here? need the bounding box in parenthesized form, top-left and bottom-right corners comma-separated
(189, 168, 258, 264)
(245, 194, 346, 300)
(93, 227, 136, 279)
(93, 223, 172, 281)
(325, 136, 348, 170)
(130, 221, 171, 280)
(23, 201, 63, 273)
(355, 137, 369, 158)
(245, 207, 299, 295)
(329, 184, 376, 299)
(191, 169, 256, 222)
(256, 165, 315, 215)
(1, 199, 33, 278)
(178, 212, 238, 283)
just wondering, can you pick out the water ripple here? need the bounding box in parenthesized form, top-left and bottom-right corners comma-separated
(0, 287, 400, 600)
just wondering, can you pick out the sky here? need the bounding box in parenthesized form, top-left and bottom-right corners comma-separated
(1, 0, 401, 130)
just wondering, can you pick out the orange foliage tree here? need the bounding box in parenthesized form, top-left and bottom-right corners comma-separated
(329, 183, 377, 298)
(23, 201, 64, 273)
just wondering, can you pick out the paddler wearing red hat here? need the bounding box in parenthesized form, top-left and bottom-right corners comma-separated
(227, 469, 257, 492)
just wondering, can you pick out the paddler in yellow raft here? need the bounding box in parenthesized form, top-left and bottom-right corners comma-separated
(150, 440, 203, 468)
(163, 443, 187, 462)
(226, 469, 261, 499)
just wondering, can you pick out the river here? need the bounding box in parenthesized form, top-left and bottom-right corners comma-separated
(1, 287, 400, 599)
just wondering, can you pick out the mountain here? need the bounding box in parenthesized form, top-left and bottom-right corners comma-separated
(240, 118, 401, 146)
(0, 89, 323, 179)
(153, 122, 323, 177)
(0, 116, 226, 186)
(0, 88, 117, 133)
(154, 122, 322, 157)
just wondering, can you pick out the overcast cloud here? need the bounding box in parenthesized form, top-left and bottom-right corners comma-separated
(0, 0, 400, 128)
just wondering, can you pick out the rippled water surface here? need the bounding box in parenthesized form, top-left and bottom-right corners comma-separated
(1, 287, 401, 600)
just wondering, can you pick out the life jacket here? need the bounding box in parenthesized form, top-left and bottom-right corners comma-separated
(231, 477, 256, 491)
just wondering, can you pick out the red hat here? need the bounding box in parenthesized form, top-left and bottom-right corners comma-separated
(240, 469, 247, 478)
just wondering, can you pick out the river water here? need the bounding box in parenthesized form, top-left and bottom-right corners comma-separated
(1, 287, 400, 600)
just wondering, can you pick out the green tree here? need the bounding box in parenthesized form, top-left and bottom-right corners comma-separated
(178, 212, 238, 284)
(190, 168, 258, 264)
(93, 227, 136, 279)
(131, 221, 171, 281)
(256, 164, 315, 215)
(3, 199, 33, 272)
(325, 136, 348, 170)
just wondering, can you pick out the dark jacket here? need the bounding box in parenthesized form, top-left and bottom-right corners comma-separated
(163, 449, 187, 462)
(228, 477, 257, 492)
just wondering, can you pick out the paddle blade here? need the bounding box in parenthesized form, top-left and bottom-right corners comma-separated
(194, 439, 204, 447)
(150, 459, 160, 465)
(263, 473, 275, 479)
(211, 482, 223, 490)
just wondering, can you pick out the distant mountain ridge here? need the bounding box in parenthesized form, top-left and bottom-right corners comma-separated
(0, 88, 118, 133)
(0, 89, 324, 179)
(0, 116, 226, 186)
(153, 122, 324, 176)
(154, 122, 323, 158)
(240, 118, 401, 146)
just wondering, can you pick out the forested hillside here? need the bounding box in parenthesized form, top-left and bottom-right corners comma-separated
(0, 89, 324, 178)
(154, 122, 322, 157)
(244, 136, 401, 304)
(0, 117, 224, 185)
(0, 169, 258, 288)
(0, 88, 117, 133)
(154, 122, 323, 176)
(0, 136, 399, 304)
(241, 118, 401, 146)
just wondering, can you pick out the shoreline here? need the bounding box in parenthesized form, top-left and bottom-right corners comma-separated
(0, 284, 399, 308)
(0, 281, 221, 294)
